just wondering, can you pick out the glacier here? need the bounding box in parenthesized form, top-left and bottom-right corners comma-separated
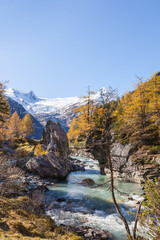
(5, 87, 109, 132)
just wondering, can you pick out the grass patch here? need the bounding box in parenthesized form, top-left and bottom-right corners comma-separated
(0, 196, 82, 240)
(69, 141, 85, 149)
(147, 145, 160, 154)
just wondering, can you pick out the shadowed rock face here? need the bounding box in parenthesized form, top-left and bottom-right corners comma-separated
(43, 120, 70, 160)
(26, 120, 84, 179)
(26, 152, 70, 179)
(85, 131, 109, 174)
(111, 142, 135, 172)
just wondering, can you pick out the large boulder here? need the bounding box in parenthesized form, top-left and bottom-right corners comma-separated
(43, 120, 70, 160)
(26, 152, 70, 179)
(26, 120, 83, 179)
(78, 178, 95, 186)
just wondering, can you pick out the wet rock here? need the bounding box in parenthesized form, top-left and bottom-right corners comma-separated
(69, 162, 85, 172)
(57, 198, 66, 202)
(128, 196, 133, 201)
(75, 159, 81, 163)
(78, 178, 95, 186)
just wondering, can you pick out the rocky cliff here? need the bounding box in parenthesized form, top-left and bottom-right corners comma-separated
(86, 136, 160, 183)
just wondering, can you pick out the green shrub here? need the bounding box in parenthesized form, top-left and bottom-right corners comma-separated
(148, 145, 160, 154)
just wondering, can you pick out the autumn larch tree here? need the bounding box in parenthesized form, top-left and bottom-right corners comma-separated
(114, 73, 160, 145)
(21, 112, 34, 138)
(67, 89, 96, 143)
(6, 111, 22, 141)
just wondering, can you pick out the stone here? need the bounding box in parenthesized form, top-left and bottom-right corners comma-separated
(62, 225, 113, 240)
(128, 196, 133, 201)
(26, 152, 70, 179)
(69, 162, 85, 172)
(111, 142, 135, 171)
(26, 120, 86, 179)
(57, 198, 66, 202)
(156, 157, 160, 165)
(67, 199, 72, 204)
(70, 149, 94, 159)
(78, 178, 95, 186)
(43, 120, 70, 160)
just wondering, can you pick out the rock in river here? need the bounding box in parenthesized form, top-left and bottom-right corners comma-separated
(78, 178, 95, 186)
(26, 120, 84, 179)
(26, 151, 70, 179)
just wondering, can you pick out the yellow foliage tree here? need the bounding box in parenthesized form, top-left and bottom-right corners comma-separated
(0, 118, 9, 141)
(21, 113, 34, 138)
(34, 143, 47, 156)
(114, 72, 160, 144)
(67, 104, 96, 142)
(6, 111, 22, 141)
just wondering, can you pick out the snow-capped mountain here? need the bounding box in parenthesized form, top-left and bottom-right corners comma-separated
(5, 87, 108, 132)
(5, 88, 40, 114)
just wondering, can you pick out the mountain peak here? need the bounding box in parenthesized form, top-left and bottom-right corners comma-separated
(28, 90, 38, 100)
(5, 88, 38, 103)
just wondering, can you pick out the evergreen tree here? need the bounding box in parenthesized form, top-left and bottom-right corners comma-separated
(0, 82, 10, 141)
(0, 82, 9, 123)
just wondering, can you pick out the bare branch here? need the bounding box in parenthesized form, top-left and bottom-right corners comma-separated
(133, 199, 145, 239)
(90, 180, 111, 189)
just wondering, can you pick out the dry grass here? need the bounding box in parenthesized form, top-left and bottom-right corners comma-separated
(0, 145, 82, 240)
(0, 196, 82, 240)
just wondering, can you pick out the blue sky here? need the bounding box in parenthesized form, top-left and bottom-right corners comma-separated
(0, 0, 160, 98)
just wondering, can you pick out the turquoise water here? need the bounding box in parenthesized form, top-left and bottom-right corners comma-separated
(46, 157, 144, 240)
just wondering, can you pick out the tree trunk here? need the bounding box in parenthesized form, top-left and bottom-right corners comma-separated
(107, 139, 132, 239)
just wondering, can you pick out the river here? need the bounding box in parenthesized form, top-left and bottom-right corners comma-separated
(46, 157, 144, 239)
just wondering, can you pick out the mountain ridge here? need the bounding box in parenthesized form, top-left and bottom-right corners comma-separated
(5, 87, 109, 133)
